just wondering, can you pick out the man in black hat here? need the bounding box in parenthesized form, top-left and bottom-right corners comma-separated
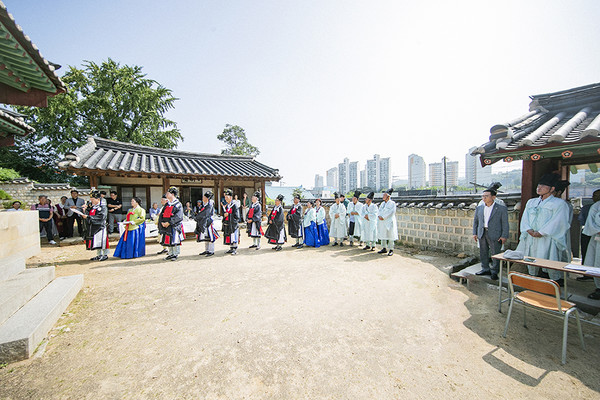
(82, 190, 109, 261)
(222, 189, 240, 255)
(472, 187, 509, 280)
(287, 194, 304, 248)
(265, 194, 286, 250)
(377, 189, 397, 256)
(346, 191, 363, 246)
(156, 195, 169, 255)
(516, 173, 571, 284)
(247, 191, 263, 250)
(195, 191, 218, 257)
(159, 187, 184, 261)
(360, 192, 378, 250)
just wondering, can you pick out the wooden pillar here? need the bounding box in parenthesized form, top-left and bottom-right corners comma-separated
(89, 174, 99, 189)
(218, 179, 224, 216)
(162, 176, 170, 194)
(261, 179, 266, 213)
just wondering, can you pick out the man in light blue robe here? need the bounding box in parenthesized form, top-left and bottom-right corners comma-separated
(329, 192, 347, 246)
(377, 188, 398, 256)
(582, 199, 600, 300)
(516, 173, 571, 284)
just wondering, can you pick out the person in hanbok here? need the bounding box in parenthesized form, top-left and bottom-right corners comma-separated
(113, 197, 146, 259)
(360, 192, 378, 250)
(329, 193, 347, 246)
(302, 200, 320, 247)
(222, 189, 240, 255)
(156, 195, 169, 255)
(314, 198, 329, 246)
(265, 194, 286, 250)
(82, 190, 109, 261)
(516, 173, 571, 285)
(346, 191, 363, 246)
(158, 187, 185, 261)
(554, 180, 573, 259)
(287, 194, 304, 248)
(582, 198, 600, 300)
(195, 191, 218, 257)
(183, 201, 195, 219)
(377, 188, 398, 256)
(247, 191, 263, 250)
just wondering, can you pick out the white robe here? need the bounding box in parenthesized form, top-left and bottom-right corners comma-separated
(377, 199, 398, 241)
(346, 201, 363, 239)
(315, 206, 326, 225)
(303, 208, 316, 228)
(329, 202, 347, 238)
(516, 195, 570, 261)
(360, 202, 378, 242)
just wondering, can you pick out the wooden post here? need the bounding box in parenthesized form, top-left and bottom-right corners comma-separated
(89, 174, 98, 189)
(261, 179, 266, 213)
(162, 176, 170, 194)
(218, 179, 224, 215)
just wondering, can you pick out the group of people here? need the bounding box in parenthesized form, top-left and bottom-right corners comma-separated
(473, 173, 600, 300)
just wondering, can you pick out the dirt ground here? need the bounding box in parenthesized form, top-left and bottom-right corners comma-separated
(0, 239, 599, 399)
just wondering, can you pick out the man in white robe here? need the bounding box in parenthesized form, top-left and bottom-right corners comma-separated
(346, 191, 363, 246)
(360, 192, 378, 250)
(329, 192, 347, 246)
(516, 173, 571, 284)
(377, 189, 398, 256)
(582, 198, 600, 300)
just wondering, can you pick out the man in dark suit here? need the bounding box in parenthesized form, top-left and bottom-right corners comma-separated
(473, 188, 509, 280)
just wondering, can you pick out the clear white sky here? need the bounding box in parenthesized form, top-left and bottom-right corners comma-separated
(6, 1, 600, 187)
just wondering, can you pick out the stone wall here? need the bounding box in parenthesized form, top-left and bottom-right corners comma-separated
(0, 179, 89, 209)
(0, 210, 40, 260)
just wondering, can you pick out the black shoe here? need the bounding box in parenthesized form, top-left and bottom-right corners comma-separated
(157, 249, 167, 255)
(205, 252, 214, 257)
(291, 243, 299, 248)
(272, 246, 279, 250)
(588, 289, 600, 300)
(490, 273, 498, 280)
(276, 246, 282, 251)
(256, 246, 260, 250)
(554, 278, 564, 287)
(165, 255, 174, 260)
(377, 248, 387, 254)
(98, 255, 108, 261)
(296, 244, 304, 249)
(249, 245, 257, 249)
(169, 255, 178, 261)
(89, 256, 100, 261)
(476, 270, 491, 276)
(387, 250, 393, 256)
(370, 247, 375, 251)
(332, 242, 338, 247)
(199, 251, 208, 256)
(231, 249, 237, 255)
(339, 242, 344, 247)
(226, 249, 234, 254)
(363, 246, 371, 250)
(577, 276, 594, 282)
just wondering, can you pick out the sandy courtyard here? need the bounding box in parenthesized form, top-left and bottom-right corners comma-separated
(0, 240, 599, 399)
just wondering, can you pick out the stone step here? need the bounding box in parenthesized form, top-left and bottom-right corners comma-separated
(0, 255, 25, 283)
(0, 267, 55, 326)
(0, 274, 83, 364)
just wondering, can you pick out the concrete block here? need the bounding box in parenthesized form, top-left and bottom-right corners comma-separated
(0, 211, 40, 261)
(0, 274, 83, 364)
(460, 218, 471, 227)
(454, 227, 463, 235)
(451, 219, 459, 226)
(0, 267, 55, 325)
(443, 218, 450, 225)
(446, 226, 453, 233)
(434, 217, 442, 224)
(0, 255, 25, 283)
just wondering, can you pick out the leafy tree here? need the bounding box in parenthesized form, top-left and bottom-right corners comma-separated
(217, 124, 260, 157)
(0, 167, 19, 181)
(292, 187, 304, 199)
(0, 58, 181, 183)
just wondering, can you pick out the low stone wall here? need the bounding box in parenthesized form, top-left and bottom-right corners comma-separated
(0, 179, 89, 209)
(0, 210, 40, 260)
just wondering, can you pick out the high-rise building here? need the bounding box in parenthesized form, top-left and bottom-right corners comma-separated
(360, 169, 366, 189)
(314, 174, 324, 190)
(326, 167, 338, 191)
(408, 154, 426, 189)
(465, 147, 492, 188)
(429, 158, 459, 187)
(338, 158, 359, 194)
(365, 154, 391, 191)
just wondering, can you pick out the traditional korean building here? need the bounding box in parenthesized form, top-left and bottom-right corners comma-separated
(58, 136, 282, 211)
(472, 82, 600, 207)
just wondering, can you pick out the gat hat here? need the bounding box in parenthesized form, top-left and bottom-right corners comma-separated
(253, 191, 261, 199)
(90, 190, 101, 199)
(224, 189, 233, 197)
(555, 180, 570, 193)
(384, 188, 394, 196)
(204, 191, 214, 200)
(276, 194, 284, 202)
(488, 182, 502, 192)
(367, 192, 375, 200)
(353, 190, 361, 199)
(538, 173, 559, 187)
(294, 194, 301, 200)
(161, 194, 167, 199)
(334, 192, 340, 199)
(168, 186, 179, 196)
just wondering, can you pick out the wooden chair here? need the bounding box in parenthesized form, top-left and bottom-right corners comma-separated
(502, 272, 585, 364)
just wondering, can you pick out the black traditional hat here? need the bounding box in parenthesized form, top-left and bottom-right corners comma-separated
(488, 182, 502, 191)
(203, 190, 214, 200)
(90, 190, 101, 199)
(334, 192, 340, 199)
(367, 192, 375, 200)
(224, 189, 233, 196)
(276, 194, 284, 202)
(554, 180, 570, 193)
(168, 186, 179, 196)
(484, 188, 497, 196)
(294, 194, 301, 200)
(161, 194, 167, 199)
(353, 190, 361, 199)
(340, 193, 346, 198)
(253, 191, 261, 199)
(538, 173, 559, 187)
(384, 188, 394, 196)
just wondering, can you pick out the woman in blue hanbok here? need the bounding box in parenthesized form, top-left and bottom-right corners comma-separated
(314, 198, 329, 246)
(113, 197, 146, 259)
(302, 200, 320, 247)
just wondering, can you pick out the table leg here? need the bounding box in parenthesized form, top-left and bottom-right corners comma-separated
(498, 260, 504, 313)
(563, 271, 568, 300)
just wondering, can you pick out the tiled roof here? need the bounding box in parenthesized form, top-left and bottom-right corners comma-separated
(58, 137, 281, 180)
(472, 83, 600, 165)
(0, 1, 66, 94)
(0, 107, 34, 136)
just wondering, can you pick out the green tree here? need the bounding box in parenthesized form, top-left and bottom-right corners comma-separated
(217, 124, 260, 157)
(0, 58, 181, 183)
(292, 187, 304, 199)
(0, 167, 19, 181)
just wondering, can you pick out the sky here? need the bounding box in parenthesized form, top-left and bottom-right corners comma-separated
(5, 1, 600, 187)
